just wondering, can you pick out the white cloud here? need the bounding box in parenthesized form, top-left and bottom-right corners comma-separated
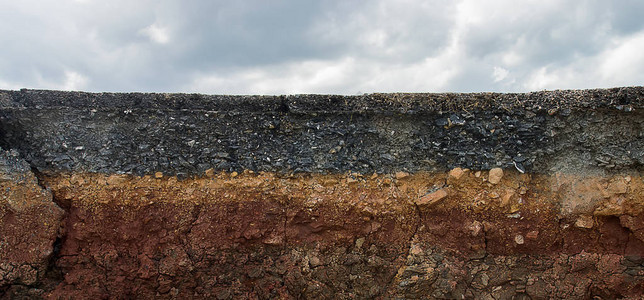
(186, 49, 462, 95)
(492, 67, 509, 82)
(61, 70, 88, 91)
(139, 23, 170, 44)
(523, 30, 644, 91)
(0, 0, 643, 93)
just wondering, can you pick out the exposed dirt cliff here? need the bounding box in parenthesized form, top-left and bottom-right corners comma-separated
(0, 88, 642, 299)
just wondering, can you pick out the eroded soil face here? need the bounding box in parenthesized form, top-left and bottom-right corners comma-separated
(0, 88, 643, 299)
(11, 169, 637, 299)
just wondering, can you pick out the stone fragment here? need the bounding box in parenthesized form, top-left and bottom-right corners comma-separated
(154, 172, 163, 179)
(514, 234, 525, 245)
(231, 171, 238, 178)
(308, 255, 322, 268)
(355, 237, 365, 249)
(575, 215, 594, 228)
(501, 189, 515, 207)
(409, 244, 423, 255)
(448, 167, 465, 182)
(416, 188, 448, 206)
(395, 171, 409, 179)
(526, 230, 539, 239)
(467, 221, 482, 237)
(607, 179, 628, 195)
(488, 168, 503, 184)
(107, 174, 127, 185)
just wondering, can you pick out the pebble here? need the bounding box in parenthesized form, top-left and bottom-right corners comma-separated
(526, 230, 539, 239)
(514, 235, 525, 245)
(416, 188, 448, 206)
(501, 189, 515, 207)
(154, 172, 163, 179)
(607, 180, 628, 194)
(488, 168, 504, 184)
(395, 171, 410, 179)
(575, 215, 594, 228)
(448, 168, 466, 184)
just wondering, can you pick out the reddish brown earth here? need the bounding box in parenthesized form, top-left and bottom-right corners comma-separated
(0, 164, 63, 298)
(1, 168, 641, 299)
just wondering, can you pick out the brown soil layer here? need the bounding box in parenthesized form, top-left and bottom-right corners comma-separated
(2, 169, 640, 299)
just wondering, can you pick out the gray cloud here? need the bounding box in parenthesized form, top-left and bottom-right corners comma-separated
(0, 0, 642, 94)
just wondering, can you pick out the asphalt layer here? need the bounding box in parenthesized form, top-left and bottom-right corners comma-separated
(0, 87, 642, 176)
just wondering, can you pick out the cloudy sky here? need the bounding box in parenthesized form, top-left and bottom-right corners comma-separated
(1, 0, 643, 94)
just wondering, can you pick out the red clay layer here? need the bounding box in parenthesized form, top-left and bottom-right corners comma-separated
(2, 169, 643, 298)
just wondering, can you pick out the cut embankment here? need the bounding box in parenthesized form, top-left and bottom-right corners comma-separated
(0, 88, 642, 299)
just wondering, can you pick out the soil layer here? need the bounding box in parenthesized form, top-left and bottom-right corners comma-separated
(0, 88, 642, 299)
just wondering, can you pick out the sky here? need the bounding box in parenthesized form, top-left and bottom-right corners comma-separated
(0, 0, 643, 95)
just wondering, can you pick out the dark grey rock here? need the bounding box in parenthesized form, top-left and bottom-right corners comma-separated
(0, 87, 642, 176)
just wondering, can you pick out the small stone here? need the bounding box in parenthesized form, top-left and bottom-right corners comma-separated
(448, 167, 465, 181)
(514, 234, 525, 245)
(488, 168, 504, 184)
(355, 237, 365, 249)
(417, 188, 448, 206)
(488, 191, 500, 199)
(204, 168, 215, 177)
(370, 173, 378, 179)
(475, 171, 481, 178)
(154, 172, 163, 179)
(501, 189, 515, 207)
(410, 244, 423, 255)
(395, 171, 409, 179)
(607, 180, 628, 195)
(309, 255, 322, 267)
(107, 174, 127, 185)
(231, 171, 238, 178)
(467, 221, 482, 237)
(506, 212, 521, 218)
(575, 215, 594, 228)
(347, 177, 358, 184)
(526, 230, 539, 239)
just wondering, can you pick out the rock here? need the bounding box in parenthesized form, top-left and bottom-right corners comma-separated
(231, 171, 238, 178)
(501, 189, 515, 207)
(409, 244, 423, 255)
(309, 255, 322, 268)
(488, 168, 503, 184)
(447, 168, 466, 184)
(514, 234, 525, 245)
(395, 171, 410, 179)
(355, 237, 365, 249)
(417, 188, 448, 206)
(607, 179, 628, 194)
(526, 230, 539, 239)
(154, 172, 163, 179)
(575, 215, 594, 228)
(107, 174, 127, 185)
